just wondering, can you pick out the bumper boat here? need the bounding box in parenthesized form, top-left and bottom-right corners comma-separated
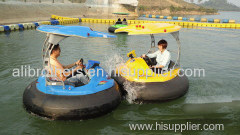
(108, 12, 129, 33)
(111, 23, 189, 102)
(23, 25, 121, 120)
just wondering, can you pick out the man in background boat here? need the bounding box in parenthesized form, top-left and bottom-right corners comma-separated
(49, 44, 89, 85)
(142, 39, 171, 74)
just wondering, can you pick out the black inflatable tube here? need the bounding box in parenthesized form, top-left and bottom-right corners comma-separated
(23, 80, 121, 120)
(111, 71, 189, 102)
(108, 27, 117, 33)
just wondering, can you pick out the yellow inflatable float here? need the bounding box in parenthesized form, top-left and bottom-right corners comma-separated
(111, 23, 189, 102)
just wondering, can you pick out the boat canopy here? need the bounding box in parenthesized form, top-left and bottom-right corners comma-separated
(112, 12, 130, 15)
(37, 25, 116, 44)
(115, 23, 181, 35)
(37, 25, 116, 88)
(115, 23, 182, 69)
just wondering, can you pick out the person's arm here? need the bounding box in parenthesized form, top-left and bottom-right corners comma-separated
(152, 65, 164, 68)
(63, 59, 82, 69)
(59, 65, 83, 81)
(146, 51, 158, 58)
(62, 62, 76, 69)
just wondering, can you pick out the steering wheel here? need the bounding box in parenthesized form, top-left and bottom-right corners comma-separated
(142, 55, 153, 67)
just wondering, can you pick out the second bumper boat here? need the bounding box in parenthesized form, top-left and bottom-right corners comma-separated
(111, 23, 189, 102)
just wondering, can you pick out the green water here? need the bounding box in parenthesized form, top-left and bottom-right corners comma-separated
(1, 14, 240, 134)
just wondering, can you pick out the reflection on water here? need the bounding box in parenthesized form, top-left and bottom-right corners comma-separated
(0, 12, 240, 134)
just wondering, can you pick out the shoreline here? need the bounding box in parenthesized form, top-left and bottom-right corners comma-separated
(0, 2, 138, 25)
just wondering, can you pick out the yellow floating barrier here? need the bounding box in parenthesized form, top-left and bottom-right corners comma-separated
(82, 18, 87, 22)
(160, 16, 164, 19)
(0, 26, 4, 32)
(41, 21, 51, 25)
(236, 24, 240, 29)
(129, 20, 135, 24)
(96, 19, 101, 23)
(205, 23, 212, 27)
(229, 20, 235, 23)
(211, 23, 217, 27)
(81, 18, 86, 22)
(189, 18, 195, 21)
(93, 19, 97, 23)
(214, 19, 220, 23)
(192, 23, 198, 26)
(183, 22, 189, 26)
(230, 24, 236, 29)
(86, 18, 91, 22)
(109, 19, 115, 23)
(178, 17, 183, 20)
(51, 15, 56, 19)
(167, 16, 172, 20)
(201, 18, 207, 22)
(220, 24, 226, 28)
(152, 15, 156, 18)
(189, 22, 193, 26)
(100, 19, 105, 23)
(215, 24, 221, 28)
(106, 19, 110, 23)
(172, 22, 178, 25)
(225, 24, 231, 28)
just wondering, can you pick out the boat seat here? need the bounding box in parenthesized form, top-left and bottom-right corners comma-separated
(168, 60, 178, 71)
(46, 77, 77, 87)
(115, 21, 122, 24)
(150, 60, 177, 74)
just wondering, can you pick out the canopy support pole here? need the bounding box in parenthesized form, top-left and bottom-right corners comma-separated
(171, 31, 181, 68)
(150, 34, 155, 48)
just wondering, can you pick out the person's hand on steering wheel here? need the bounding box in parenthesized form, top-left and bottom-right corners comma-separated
(141, 54, 146, 58)
(75, 60, 81, 66)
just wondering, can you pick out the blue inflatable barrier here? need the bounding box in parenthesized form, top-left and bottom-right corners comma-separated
(3, 25, 10, 31)
(56, 20, 59, 25)
(222, 19, 229, 23)
(156, 15, 160, 18)
(173, 17, 178, 20)
(195, 18, 201, 22)
(142, 15, 146, 17)
(18, 24, 24, 30)
(208, 18, 214, 23)
(163, 16, 167, 19)
(50, 20, 59, 25)
(34, 22, 39, 27)
(50, 20, 55, 25)
(182, 17, 188, 21)
(148, 14, 152, 18)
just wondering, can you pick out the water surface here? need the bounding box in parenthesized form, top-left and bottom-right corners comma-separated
(0, 12, 240, 134)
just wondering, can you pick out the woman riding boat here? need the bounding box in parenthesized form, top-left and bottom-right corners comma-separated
(111, 23, 189, 102)
(142, 39, 171, 74)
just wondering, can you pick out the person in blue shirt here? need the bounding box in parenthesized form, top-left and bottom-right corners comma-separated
(142, 39, 171, 73)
